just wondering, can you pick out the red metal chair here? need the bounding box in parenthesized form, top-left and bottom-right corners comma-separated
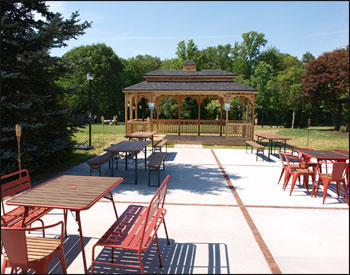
(1, 221, 67, 274)
(283, 153, 315, 196)
(315, 161, 349, 205)
(277, 151, 299, 186)
(294, 148, 318, 172)
(91, 175, 171, 274)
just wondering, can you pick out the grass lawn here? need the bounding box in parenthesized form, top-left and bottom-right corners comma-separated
(31, 123, 349, 185)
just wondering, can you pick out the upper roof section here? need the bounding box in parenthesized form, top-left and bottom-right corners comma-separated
(144, 60, 237, 81)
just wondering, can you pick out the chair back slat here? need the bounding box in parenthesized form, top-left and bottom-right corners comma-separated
(139, 175, 170, 250)
(1, 169, 32, 199)
(332, 162, 347, 181)
(1, 227, 28, 266)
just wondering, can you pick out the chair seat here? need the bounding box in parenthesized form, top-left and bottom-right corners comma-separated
(319, 173, 345, 180)
(3, 236, 60, 262)
(294, 168, 312, 174)
(284, 164, 299, 169)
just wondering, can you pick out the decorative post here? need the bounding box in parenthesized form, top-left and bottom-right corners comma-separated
(15, 124, 22, 176)
(101, 115, 104, 149)
(113, 115, 117, 142)
(87, 73, 94, 149)
(306, 118, 311, 148)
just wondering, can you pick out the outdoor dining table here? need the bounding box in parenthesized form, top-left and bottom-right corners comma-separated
(125, 131, 156, 149)
(256, 133, 292, 160)
(5, 175, 123, 274)
(294, 148, 349, 196)
(104, 140, 150, 183)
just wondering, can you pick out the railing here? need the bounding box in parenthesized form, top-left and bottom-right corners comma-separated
(126, 119, 152, 135)
(156, 119, 223, 134)
(225, 123, 252, 139)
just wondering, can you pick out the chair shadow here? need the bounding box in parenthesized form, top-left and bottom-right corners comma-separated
(89, 239, 230, 274)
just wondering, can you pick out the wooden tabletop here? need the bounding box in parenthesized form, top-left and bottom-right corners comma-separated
(6, 175, 123, 211)
(255, 133, 291, 141)
(294, 149, 349, 161)
(104, 140, 150, 153)
(125, 131, 156, 139)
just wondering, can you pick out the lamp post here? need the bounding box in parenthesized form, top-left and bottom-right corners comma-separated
(87, 73, 94, 149)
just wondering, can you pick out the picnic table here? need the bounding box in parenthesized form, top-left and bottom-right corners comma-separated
(5, 175, 123, 274)
(256, 133, 292, 160)
(125, 131, 156, 147)
(104, 140, 150, 183)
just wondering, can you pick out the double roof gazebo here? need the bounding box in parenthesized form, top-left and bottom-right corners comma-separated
(123, 60, 258, 145)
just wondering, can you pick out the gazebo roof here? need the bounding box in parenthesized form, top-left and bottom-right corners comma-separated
(144, 69, 237, 77)
(123, 81, 257, 92)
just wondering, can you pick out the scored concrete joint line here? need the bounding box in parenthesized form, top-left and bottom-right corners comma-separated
(211, 149, 283, 274)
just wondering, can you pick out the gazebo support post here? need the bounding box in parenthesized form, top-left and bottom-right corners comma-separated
(177, 96, 181, 136)
(220, 98, 223, 136)
(197, 96, 201, 136)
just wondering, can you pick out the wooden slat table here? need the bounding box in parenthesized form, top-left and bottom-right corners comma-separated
(104, 140, 150, 183)
(6, 175, 123, 274)
(125, 131, 156, 147)
(256, 133, 292, 160)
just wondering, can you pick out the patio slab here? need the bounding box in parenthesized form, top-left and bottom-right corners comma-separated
(1, 147, 349, 274)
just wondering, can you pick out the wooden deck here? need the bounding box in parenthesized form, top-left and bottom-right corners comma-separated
(164, 134, 248, 146)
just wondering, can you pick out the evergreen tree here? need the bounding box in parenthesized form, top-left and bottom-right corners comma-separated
(1, 1, 91, 174)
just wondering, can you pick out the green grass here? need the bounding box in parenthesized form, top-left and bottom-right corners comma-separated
(31, 123, 349, 184)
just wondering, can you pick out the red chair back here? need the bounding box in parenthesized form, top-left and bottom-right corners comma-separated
(284, 153, 300, 172)
(1, 227, 28, 266)
(140, 175, 170, 250)
(332, 162, 347, 181)
(1, 169, 32, 215)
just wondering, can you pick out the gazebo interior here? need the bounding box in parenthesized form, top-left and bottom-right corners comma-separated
(123, 60, 258, 145)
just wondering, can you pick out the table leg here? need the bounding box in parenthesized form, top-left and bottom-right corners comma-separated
(125, 152, 128, 170)
(144, 146, 147, 171)
(284, 140, 287, 152)
(75, 211, 88, 274)
(268, 140, 271, 161)
(111, 153, 114, 177)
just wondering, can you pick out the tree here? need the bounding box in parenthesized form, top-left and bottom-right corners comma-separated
(251, 61, 274, 127)
(198, 44, 233, 71)
(301, 51, 315, 64)
(301, 47, 349, 131)
(161, 58, 183, 70)
(176, 39, 200, 64)
(231, 31, 267, 81)
(1, 1, 91, 174)
(59, 44, 124, 119)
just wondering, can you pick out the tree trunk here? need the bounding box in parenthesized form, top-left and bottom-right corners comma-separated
(291, 110, 296, 129)
(261, 110, 264, 128)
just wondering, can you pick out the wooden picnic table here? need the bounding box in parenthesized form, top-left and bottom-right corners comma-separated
(125, 131, 156, 147)
(294, 148, 349, 196)
(256, 133, 292, 160)
(6, 175, 123, 274)
(104, 140, 150, 183)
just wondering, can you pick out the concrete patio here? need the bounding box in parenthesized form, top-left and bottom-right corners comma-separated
(2, 146, 349, 274)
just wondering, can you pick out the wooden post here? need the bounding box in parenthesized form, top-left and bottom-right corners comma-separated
(15, 124, 22, 177)
(113, 115, 117, 142)
(101, 116, 104, 149)
(124, 95, 128, 135)
(156, 97, 160, 134)
(251, 95, 255, 140)
(135, 97, 139, 120)
(178, 96, 181, 136)
(225, 109, 229, 141)
(130, 97, 133, 121)
(220, 98, 223, 136)
(197, 96, 201, 136)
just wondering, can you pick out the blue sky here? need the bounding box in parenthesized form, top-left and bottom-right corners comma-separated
(47, 1, 349, 60)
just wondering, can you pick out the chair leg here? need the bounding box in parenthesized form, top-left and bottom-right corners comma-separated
(59, 247, 67, 274)
(163, 218, 170, 245)
(315, 178, 323, 197)
(283, 172, 291, 190)
(277, 168, 285, 184)
(342, 179, 349, 205)
(138, 252, 145, 274)
(1, 259, 8, 274)
(303, 175, 309, 192)
(155, 234, 163, 268)
(336, 181, 340, 198)
(322, 179, 330, 204)
(289, 174, 298, 196)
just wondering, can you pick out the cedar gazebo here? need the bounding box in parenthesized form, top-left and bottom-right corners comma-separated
(123, 60, 258, 145)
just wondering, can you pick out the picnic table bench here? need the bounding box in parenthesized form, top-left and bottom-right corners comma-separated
(245, 140, 265, 161)
(91, 175, 171, 274)
(87, 152, 112, 176)
(147, 152, 166, 187)
(153, 138, 168, 152)
(1, 169, 52, 235)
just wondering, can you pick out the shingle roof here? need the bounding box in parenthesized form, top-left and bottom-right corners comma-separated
(184, 60, 196, 64)
(144, 69, 237, 77)
(123, 81, 257, 92)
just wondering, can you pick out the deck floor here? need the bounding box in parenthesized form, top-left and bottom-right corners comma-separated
(164, 134, 248, 145)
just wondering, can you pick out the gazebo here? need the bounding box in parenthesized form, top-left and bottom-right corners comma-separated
(123, 60, 258, 145)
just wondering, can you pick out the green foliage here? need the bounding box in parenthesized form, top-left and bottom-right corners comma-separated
(1, 0, 91, 175)
(58, 43, 124, 119)
(176, 39, 200, 64)
(198, 44, 233, 71)
(161, 58, 183, 69)
(301, 47, 349, 130)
